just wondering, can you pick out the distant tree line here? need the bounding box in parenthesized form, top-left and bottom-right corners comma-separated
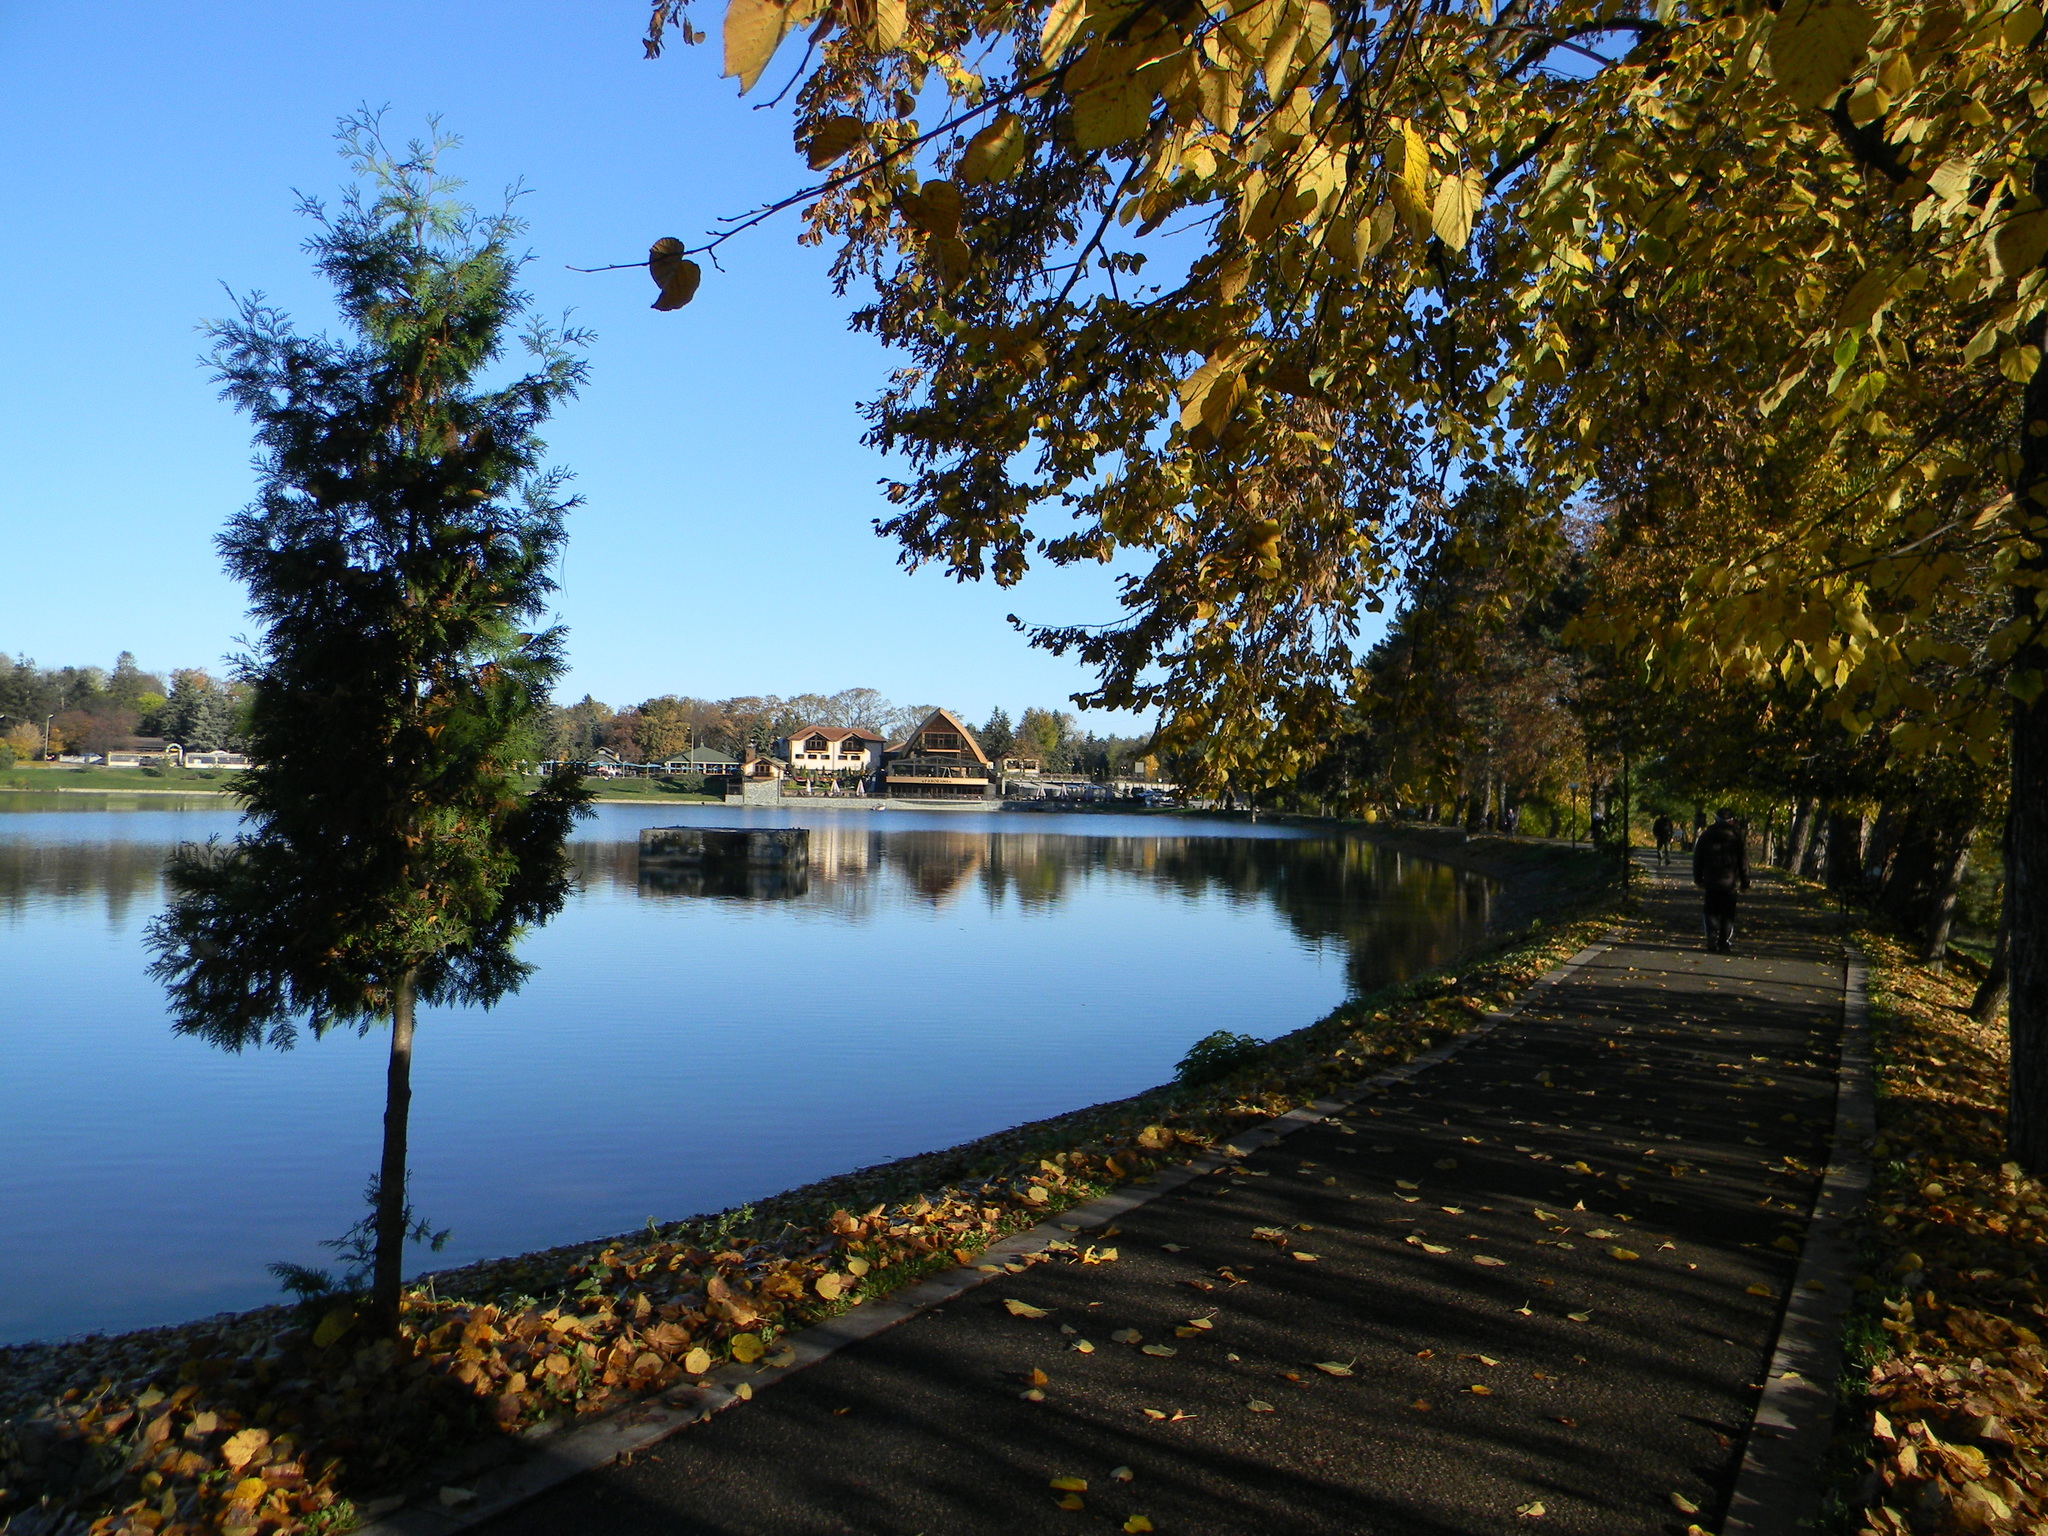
(0, 652, 248, 761)
(539, 690, 1154, 777)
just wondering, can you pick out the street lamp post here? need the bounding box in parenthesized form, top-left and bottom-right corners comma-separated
(43, 715, 54, 762)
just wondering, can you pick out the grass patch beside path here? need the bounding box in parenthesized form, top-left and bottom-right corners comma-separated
(0, 766, 233, 795)
(1828, 930, 2047, 1535)
(0, 852, 1617, 1536)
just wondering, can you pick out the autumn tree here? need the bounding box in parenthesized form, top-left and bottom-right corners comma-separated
(147, 115, 592, 1333)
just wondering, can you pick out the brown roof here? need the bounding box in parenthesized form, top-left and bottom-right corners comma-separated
(893, 708, 992, 766)
(791, 726, 884, 742)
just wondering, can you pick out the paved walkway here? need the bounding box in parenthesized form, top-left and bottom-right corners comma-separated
(477, 857, 1847, 1535)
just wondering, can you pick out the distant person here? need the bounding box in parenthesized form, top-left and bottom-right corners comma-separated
(1693, 808, 1751, 953)
(1653, 811, 1676, 865)
(1589, 806, 1605, 844)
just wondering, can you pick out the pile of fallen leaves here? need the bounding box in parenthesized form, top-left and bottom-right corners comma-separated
(0, 909, 1615, 1536)
(1841, 930, 2048, 1535)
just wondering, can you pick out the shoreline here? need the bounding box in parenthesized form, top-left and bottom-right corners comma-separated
(0, 831, 1614, 1362)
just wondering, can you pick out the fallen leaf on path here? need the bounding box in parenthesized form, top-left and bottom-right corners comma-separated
(1141, 1344, 1177, 1357)
(1396, 1180, 1420, 1190)
(733, 1382, 753, 1400)
(1247, 1399, 1277, 1413)
(1566, 1312, 1591, 1323)
(1112, 1329, 1144, 1344)
(684, 1346, 712, 1374)
(1073, 1340, 1096, 1353)
(1161, 1243, 1184, 1253)
(1608, 1248, 1641, 1262)
(1314, 1360, 1356, 1376)
(1517, 1500, 1546, 1518)
(1475, 1256, 1508, 1267)
(1469, 1384, 1494, 1395)
(1671, 1493, 1700, 1514)
(1026, 1369, 1049, 1386)
(1123, 1517, 1154, 1533)
(220, 1429, 269, 1472)
(1746, 1284, 1771, 1297)
(1291, 1252, 1321, 1263)
(1006, 1299, 1052, 1318)
(1023, 1388, 1046, 1402)
(730, 1333, 765, 1363)
(1056, 1492, 1085, 1510)
(1050, 1476, 1087, 1491)
(1111, 1466, 1134, 1482)
(1412, 1398, 1433, 1411)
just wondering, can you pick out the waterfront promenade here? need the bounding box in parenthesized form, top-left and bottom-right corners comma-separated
(469, 857, 1850, 1534)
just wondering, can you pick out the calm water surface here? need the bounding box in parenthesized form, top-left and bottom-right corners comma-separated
(0, 796, 1495, 1343)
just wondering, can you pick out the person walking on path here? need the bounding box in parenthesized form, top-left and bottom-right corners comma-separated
(1653, 811, 1676, 865)
(1694, 807, 1751, 952)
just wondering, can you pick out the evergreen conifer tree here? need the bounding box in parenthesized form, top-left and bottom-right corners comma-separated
(148, 114, 592, 1334)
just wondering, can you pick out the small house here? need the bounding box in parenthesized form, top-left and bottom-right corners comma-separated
(778, 726, 886, 776)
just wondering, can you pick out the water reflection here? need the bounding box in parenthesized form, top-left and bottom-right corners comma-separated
(1, 804, 1496, 1342)
(600, 825, 1490, 993)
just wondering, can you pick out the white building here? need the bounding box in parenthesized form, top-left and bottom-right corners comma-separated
(778, 726, 886, 776)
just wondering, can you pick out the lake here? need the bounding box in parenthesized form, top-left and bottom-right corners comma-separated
(0, 797, 1496, 1343)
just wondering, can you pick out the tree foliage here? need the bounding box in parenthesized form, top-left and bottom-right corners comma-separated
(147, 114, 593, 1330)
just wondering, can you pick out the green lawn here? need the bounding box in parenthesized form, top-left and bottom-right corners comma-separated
(518, 774, 723, 803)
(0, 765, 234, 793)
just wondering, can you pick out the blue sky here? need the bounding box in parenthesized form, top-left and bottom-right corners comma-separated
(0, 2, 1153, 729)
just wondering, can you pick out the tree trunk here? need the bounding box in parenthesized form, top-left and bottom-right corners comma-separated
(1800, 813, 1829, 880)
(1864, 802, 1906, 896)
(1918, 819, 1980, 969)
(1975, 842, 2013, 1023)
(2007, 298, 2048, 1172)
(1825, 811, 1866, 893)
(1786, 795, 1815, 873)
(372, 969, 418, 1335)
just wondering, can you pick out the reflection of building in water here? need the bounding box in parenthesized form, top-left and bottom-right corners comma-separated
(804, 823, 876, 883)
(0, 836, 174, 924)
(577, 822, 1497, 996)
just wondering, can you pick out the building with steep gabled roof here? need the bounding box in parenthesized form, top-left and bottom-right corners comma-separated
(881, 708, 994, 799)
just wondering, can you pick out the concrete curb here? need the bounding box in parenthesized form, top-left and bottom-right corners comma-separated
(1722, 950, 1874, 1535)
(354, 933, 1618, 1536)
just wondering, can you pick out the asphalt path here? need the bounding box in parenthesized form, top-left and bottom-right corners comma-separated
(477, 855, 1847, 1535)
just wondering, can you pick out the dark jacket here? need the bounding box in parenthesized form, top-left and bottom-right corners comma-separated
(1693, 822, 1749, 892)
(1653, 815, 1675, 843)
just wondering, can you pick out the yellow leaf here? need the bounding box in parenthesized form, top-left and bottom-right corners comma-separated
(1995, 209, 2048, 279)
(1141, 1343, 1177, 1357)
(1431, 170, 1483, 251)
(1072, 76, 1151, 150)
(649, 238, 703, 311)
(220, 1428, 270, 1472)
(684, 1346, 712, 1374)
(1111, 1466, 1134, 1482)
(1246, 1398, 1276, 1412)
(816, 1271, 847, 1300)
(1566, 1311, 1591, 1322)
(804, 115, 864, 171)
(230, 1476, 268, 1506)
(1125, 1519, 1156, 1534)
(312, 1307, 354, 1350)
(1767, 0, 1875, 107)
(1469, 1383, 1493, 1395)
(961, 113, 1028, 184)
(1609, 1247, 1641, 1262)
(1746, 1284, 1772, 1297)
(1314, 1360, 1355, 1376)
(1057, 1492, 1086, 1510)
(1671, 1493, 1700, 1515)
(845, 1256, 871, 1276)
(734, 1381, 753, 1400)
(723, 0, 789, 91)
(730, 1332, 765, 1363)
(1050, 1476, 1088, 1491)
(870, 0, 906, 49)
(1006, 1298, 1052, 1318)
(1041, 0, 1087, 60)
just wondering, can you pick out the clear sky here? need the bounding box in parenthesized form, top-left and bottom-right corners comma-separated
(0, 2, 1152, 730)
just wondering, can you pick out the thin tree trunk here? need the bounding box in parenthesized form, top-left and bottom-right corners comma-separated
(1787, 795, 1814, 873)
(1801, 812, 1829, 880)
(1975, 848, 2012, 1023)
(2008, 294, 2048, 1172)
(372, 969, 418, 1335)
(1918, 818, 1980, 969)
